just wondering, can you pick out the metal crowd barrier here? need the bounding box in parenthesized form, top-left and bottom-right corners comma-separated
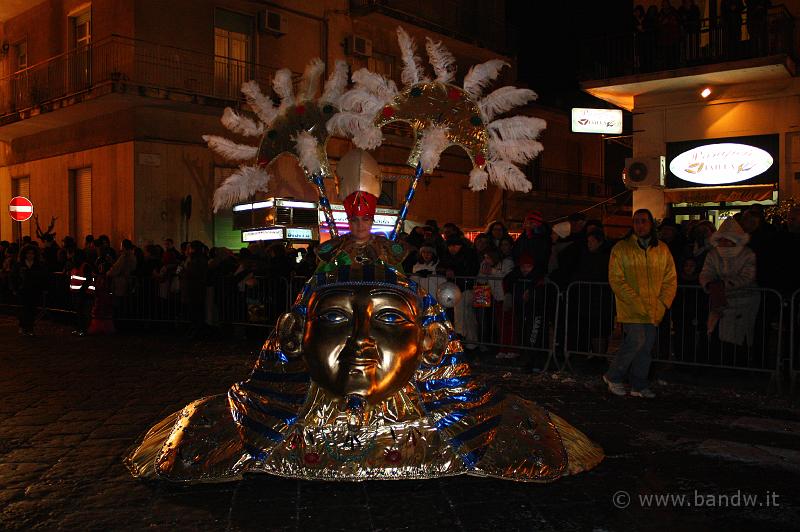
(562, 281, 785, 389)
(414, 274, 561, 371)
(791, 289, 800, 395)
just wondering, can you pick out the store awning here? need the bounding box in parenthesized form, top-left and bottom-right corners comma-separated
(664, 184, 775, 204)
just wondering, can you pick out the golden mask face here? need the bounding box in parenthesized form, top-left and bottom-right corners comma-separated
(303, 286, 422, 404)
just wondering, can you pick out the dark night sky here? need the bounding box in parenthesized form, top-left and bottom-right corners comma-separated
(509, 1, 633, 109)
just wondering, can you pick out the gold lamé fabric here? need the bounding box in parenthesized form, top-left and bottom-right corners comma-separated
(375, 82, 489, 169)
(126, 266, 603, 483)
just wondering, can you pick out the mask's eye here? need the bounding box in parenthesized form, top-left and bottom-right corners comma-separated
(318, 309, 349, 324)
(374, 310, 409, 324)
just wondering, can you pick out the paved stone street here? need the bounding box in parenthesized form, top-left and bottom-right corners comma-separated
(0, 314, 798, 531)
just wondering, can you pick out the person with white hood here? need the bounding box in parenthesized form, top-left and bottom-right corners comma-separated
(699, 217, 759, 348)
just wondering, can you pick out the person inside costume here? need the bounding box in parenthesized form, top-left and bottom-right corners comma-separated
(316, 149, 411, 271)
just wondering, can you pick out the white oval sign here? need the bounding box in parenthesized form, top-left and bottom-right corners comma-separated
(669, 143, 773, 185)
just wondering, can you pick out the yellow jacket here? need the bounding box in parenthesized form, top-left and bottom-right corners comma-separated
(608, 234, 677, 325)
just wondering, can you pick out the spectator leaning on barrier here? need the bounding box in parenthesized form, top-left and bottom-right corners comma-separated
(512, 211, 551, 279)
(603, 209, 677, 399)
(699, 218, 759, 347)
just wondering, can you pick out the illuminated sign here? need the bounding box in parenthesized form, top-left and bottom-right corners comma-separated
(665, 135, 779, 189)
(571, 108, 623, 134)
(242, 228, 284, 242)
(319, 204, 398, 235)
(669, 143, 773, 185)
(286, 227, 313, 240)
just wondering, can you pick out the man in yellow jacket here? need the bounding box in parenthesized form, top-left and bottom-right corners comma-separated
(603, 209, 677, 398)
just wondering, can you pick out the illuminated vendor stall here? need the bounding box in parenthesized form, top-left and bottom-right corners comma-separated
(232, 198, 319, 245)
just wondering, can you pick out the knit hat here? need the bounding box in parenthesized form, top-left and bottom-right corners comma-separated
(518, 254, 535, 267)
(419, 245, 437, 255)
(525, 211, 544, 226)
(710, 218, 750, 247)
(552, 221, 571, 239)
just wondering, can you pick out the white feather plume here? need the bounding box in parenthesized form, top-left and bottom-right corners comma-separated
(212, 165, 271, 212)
(487, 116, 547, 141)
(294, 130, 322, 175)
(353, 126, 384, 150)
(202, 135, 258, 162)
(299, 58, 325, 101)
(338, 88, 384, 115)
(240, 80, 278, 126)
(397, 27, 427, 88)
(425, 37, 456, 83)
(320, 60, 349, 106)
(272, 69, 295, 112)
(463, 59, 508, 99)
(488, 138, 544, 165)
(419, 126, 450, 173)
(486, 160, 532, 192)
(479, 86, 537, 121)
(351, 68, 398, 102)
(221, 107, 264, 138)
(469, 166, 488, 191)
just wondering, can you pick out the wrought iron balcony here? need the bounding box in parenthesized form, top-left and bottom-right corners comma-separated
(350, 0, 513, 54)
(579, 5, 796, 81)
(0, 35, 285, 122)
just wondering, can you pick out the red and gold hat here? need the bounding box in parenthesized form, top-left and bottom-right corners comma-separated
(337, 149, 381, 219)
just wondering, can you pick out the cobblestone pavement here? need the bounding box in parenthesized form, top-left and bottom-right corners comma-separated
(0, 315, 798, 531)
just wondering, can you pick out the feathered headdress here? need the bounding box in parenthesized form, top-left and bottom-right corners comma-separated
(205, 59, 350, 212)
(329, 26, 546, 193)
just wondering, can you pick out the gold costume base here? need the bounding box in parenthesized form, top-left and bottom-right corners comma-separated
(126, 343, 603, 483)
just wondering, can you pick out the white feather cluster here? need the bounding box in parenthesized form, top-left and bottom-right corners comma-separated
(294, 131, 322, 176)
(327, 68, 398, 150)
(240, 80, 278, 126)
(202, 135, 258, 161)
(397, 27, 428, 87)
(212, 166, 271, 213)
(221, 107, 264, 137)
(419, 126, 450, 173)
(320, 60, 350, 106)
(425, 37, 456, 83)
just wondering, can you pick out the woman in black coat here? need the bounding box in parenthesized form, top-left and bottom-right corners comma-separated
(11, 245, 48, 336)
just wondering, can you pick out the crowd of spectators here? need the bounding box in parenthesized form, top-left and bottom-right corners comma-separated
(2, 204, 799, 367)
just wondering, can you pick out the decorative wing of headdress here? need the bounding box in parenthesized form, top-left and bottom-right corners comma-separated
(205, 59, 350, 212)
(328, 27, 547, 193)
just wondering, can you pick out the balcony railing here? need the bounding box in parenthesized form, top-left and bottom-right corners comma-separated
(579, 5, 796, 80)
(0, 35, 286, 118)
(529, 169, 613, 199)
(350, 0, 514, 54)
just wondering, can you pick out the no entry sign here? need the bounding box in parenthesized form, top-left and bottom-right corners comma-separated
(9, 196, 33, 222)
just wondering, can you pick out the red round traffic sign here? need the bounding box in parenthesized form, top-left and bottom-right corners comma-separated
(9, 196, 33, 222)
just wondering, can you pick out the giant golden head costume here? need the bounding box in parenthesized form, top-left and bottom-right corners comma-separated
(126, 260, 603, 482)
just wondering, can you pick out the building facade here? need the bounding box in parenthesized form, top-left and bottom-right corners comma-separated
(0, 0, 611, 248)
(581, 0, 800, 225)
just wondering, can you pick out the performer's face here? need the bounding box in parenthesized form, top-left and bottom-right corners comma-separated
(304, 285, 422, 403)
(349, 215, 373, 241)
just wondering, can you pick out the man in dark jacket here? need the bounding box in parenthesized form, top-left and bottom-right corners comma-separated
(12, 245, 48, 336)
(512, 211, 551, 279)
(437, 235, 480, 346)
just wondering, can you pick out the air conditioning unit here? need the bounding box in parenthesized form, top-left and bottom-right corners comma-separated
(623, 157, 664, 189)
(260, 10, 287, 35)
(346, 35, 373, 57)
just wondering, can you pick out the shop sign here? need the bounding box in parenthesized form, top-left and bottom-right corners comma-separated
(242, 228, 284, 242)
(286, 227, 313, 240)
(669, 143, 773, 186)
(571, 108, 623, 134)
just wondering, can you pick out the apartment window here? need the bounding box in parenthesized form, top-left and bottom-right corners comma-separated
(14, 41, 28, 72)
(69, 168, 92, 241)
(214, 9, 253, 99)
(11, 176, 31, 240)
(69, 8, 92, 90)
